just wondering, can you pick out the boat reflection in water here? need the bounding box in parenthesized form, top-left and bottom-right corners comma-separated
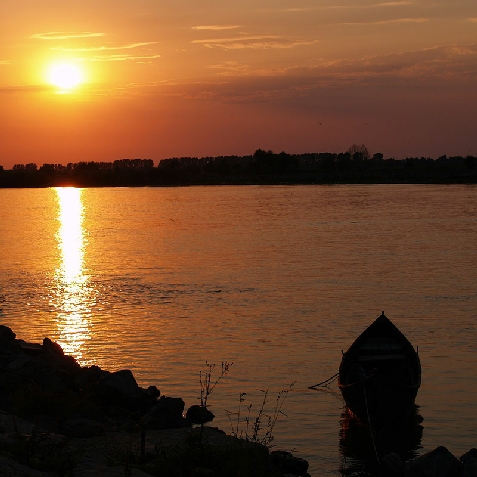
(339, 405, 423, 476)
(53, 187, 96, 364)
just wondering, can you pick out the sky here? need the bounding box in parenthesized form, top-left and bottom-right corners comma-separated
(1, 0, 477, 169)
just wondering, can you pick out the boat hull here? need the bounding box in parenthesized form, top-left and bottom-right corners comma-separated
(339, 375, 420, 422)
(338, 312, 421, 423)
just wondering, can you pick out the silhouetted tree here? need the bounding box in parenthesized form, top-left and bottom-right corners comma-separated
(348, 144, 370, 161)
(1, 151, 477, 187)
(464, 155, 476, 171)
(337, 152, 352, 170)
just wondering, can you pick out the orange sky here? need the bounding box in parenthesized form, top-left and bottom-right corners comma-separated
(1, 0, 477, 169)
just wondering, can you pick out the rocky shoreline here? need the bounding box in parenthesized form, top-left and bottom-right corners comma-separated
(1, 324, 477, 477)
(379, 446, 477, 477)
(0, 325, 310, 476)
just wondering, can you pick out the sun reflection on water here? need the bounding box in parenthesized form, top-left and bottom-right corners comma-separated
(54, 187, 94, 363)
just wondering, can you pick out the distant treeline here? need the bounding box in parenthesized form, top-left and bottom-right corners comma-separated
(0, 149, 476, 187)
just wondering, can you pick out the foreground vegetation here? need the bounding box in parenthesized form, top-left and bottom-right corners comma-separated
(1, 147, 476, 187)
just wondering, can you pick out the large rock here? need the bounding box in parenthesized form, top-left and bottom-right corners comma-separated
(96, 369, 148, 411)
(0, 325, 20, 354)
(380, 452, 405, 477)
(0, 325, 16, 341)
(74, 365, 109, 391)
(42, 337, 65, 356)
(270, 450, 309, 476)
(186, 404, 215, 424)
(461, 449, 477, 477)
(0, 329, 181, 436)
(406, 446, 459, 477)
(142, 396, 188, 430)
(15, 349, 79, 394)
(40, 338, 81, 374)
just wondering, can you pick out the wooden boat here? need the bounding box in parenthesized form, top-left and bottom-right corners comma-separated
(338, 312, 421, 423)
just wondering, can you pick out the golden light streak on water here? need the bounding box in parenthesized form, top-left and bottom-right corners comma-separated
(54, 187, 93, 363)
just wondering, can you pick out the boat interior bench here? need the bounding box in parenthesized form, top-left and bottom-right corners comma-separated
(358, 342, 406, 361)
(358, 354, 407, 362)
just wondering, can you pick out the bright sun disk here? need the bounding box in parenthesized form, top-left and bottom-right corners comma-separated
(47, 63, 83, 91)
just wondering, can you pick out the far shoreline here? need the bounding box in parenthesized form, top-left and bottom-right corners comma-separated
(1, 150, 476, 188)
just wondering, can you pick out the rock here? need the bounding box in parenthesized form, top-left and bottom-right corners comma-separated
(40, 339, 81, 374)
(0, 329, 187, 443)
(17, 340, 42, 356)
(7, 353, 32, 370)
(270, 450, 309, 476)
(74, 365, 108, 391)
(96, 369, 148, 411)
(142, 396, 188, 430)
(0, 325, 16, 341)
(460, 449, 477, 477)
(380, 452, 405, 477)
(146, 385, 160, 400)
(59, 417, 104, 437)
(406, 446, 459, 477)
(43, 337, 65, 356)
(0, 326, 21, 354)
(15, 352, 78, 394)
(186, 404, 215, 424)
(17, 340, 43, 356)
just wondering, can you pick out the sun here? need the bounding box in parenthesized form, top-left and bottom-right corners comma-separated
(47, 62, 83, 91)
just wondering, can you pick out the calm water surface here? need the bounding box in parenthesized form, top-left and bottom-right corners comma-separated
(1, 185, 476, 475)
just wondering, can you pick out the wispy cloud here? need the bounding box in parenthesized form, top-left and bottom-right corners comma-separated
(278, 7, 319, 13)
(94, 43, 477, 101)
(339, 17, 428, 26)
(376, 1, 414, 6)
(208, 61, 250, 73)
(193, 36, 317, 50)
(207, 61, 285, 77)
(310, 44, 477, 81)
(192, 25, 241, 31)
(0, 60, 10, 65)
(468, 18, 477, 23)
(82, 54, 160, 62)
(272, 1, 413, 12)
(0, 84, 50, 94)
(54, 42, 157, 52)
(45, 40, 160, 63)
(174, 43, 477, 102)
(30, 32, 105, 40)
(377, 17, 427, 23)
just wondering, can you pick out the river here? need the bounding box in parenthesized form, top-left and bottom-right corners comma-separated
(1, 184, 476, 475)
